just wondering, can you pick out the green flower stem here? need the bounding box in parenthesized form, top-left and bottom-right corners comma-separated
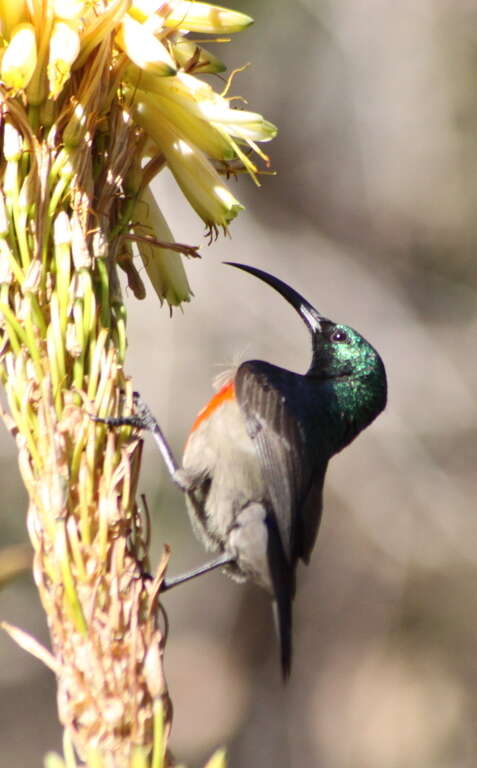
(151, 701, 165, 768)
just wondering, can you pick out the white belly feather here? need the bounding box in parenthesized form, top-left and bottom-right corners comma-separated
(181, 396, 273, 590)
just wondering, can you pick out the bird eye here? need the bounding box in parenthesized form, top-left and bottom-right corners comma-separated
(330, 329, 348, 343)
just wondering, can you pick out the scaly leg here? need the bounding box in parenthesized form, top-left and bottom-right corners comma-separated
(93, 394, 188, 490)
(162, 553, 234, 591)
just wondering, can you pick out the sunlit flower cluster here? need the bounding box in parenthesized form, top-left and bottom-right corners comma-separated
(0, 0, 276, 307)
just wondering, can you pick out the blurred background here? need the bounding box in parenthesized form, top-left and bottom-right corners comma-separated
(2, 0, 477, 765)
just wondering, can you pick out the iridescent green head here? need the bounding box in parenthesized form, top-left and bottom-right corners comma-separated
(307, 319, 387, 438)
(307, 319, 385, 385)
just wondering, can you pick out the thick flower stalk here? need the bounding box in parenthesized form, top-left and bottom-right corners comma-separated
(0, 1, 275, 766)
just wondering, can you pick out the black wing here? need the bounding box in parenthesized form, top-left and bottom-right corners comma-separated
(235, 360, 315, 564)
(236, 360, 329, 677)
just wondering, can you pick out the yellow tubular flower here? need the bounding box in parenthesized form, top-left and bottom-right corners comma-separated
(133, 186, 193, 308)
(126, 68, 276, 142)
(47, 20, 81, 98)
(124, 68, 275, 183)
(127, 87, 244, 228)
(162, 1, 253, 33)
(124, 65, 213, 108)
(53, 0, 86, 21)
(1, 22, 38, 91)
(126, 81, 235, 161)
(140, 107, 243, 230)
(116, 15, 176, 76)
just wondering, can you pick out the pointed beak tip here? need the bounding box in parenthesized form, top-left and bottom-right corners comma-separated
(223, 262, 326, 334)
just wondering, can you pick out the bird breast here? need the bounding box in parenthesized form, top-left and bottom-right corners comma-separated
(182, 389, 272, 589)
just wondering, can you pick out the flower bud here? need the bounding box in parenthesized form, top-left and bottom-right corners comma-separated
(116, 15, 176, 76)
(133, 186, 193, 308)
(163, 1, 253, 34)
(53, 0, 86, 21)
(48, 20, 81, 98)
(1, 22, 37, 91)
(171, 38, 226, 74)
(134, 103, 243, 229)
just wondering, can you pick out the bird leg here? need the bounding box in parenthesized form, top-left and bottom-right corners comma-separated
(162, 553, 234, 591)
(92, 395, 237, 590)
(92, 393, 189, 491)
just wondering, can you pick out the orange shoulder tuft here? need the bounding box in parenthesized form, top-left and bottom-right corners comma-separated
(189, 378, 236, 435)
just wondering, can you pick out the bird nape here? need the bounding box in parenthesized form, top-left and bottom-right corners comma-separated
(97, 262, 387, 679)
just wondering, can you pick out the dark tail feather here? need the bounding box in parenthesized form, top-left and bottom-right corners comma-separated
(272, 590, 293, 680)
(267, 516, 295, 680)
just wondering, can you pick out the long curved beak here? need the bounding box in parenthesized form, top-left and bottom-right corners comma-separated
(225, 262, 326, 334)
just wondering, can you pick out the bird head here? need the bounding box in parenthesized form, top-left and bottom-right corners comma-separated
(225, 262, 384, 382)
